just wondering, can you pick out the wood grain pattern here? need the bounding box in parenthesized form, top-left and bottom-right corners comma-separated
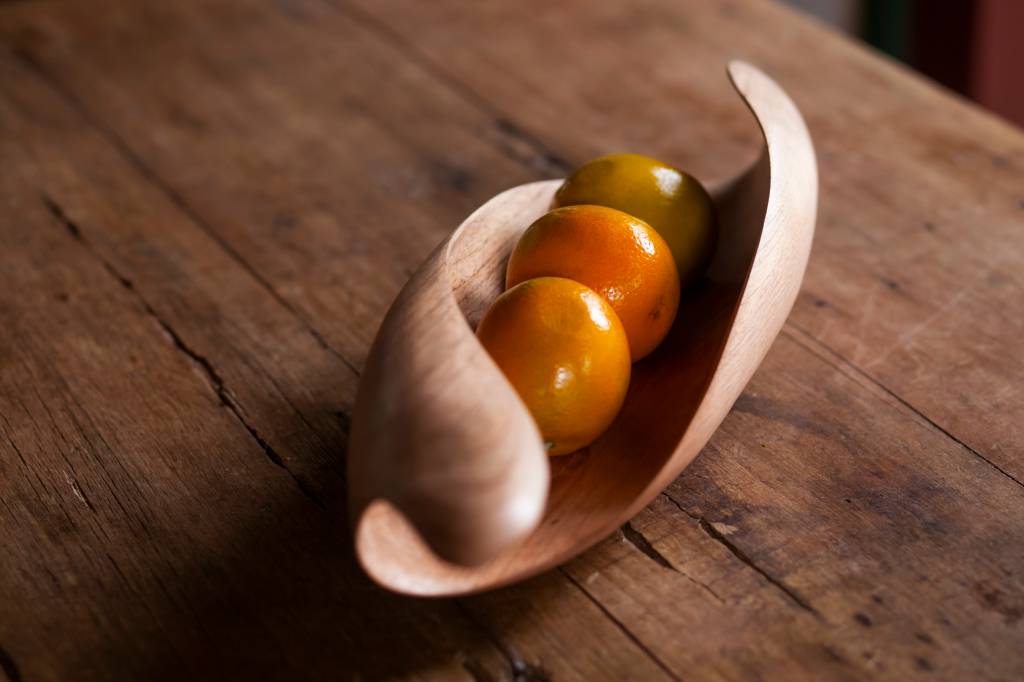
(0, 0, 1022, 679)
(0, 39, 513, 682)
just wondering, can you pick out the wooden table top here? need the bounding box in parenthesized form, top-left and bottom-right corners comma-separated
(1, 1, 1022, 680)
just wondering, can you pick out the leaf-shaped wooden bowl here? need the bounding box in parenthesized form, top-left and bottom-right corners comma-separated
(348, 61, 817, 596)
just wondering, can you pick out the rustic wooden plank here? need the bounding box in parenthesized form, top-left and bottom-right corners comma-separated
(1, 52, 349, 509)
(0, 50, 527, 682)
(0, 0, 544, 369)
(0, 2, 681, 679)
(1, 0, 1022, 679)
(343, 0, 1024, 484)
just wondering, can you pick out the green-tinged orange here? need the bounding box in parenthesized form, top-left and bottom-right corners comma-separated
(555, 153, 716, 287)
(476, 277, 631, 456)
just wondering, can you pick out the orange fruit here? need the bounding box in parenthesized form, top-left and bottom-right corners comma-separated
(554, 153, 716, 288)
(507, 205, 680, 361)
(476, 277, 630, 456)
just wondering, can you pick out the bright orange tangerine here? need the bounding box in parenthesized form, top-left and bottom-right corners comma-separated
(506, 205, 680, 361)
(476, 277, 631, 456)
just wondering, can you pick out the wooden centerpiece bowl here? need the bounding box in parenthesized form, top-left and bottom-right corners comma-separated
(348, 61, 817, 596)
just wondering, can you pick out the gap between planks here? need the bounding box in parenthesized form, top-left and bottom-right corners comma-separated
(620, 520, 725, 604)
(658, 492, 820, 617)
(40, 194, 328, 511)
(782, 323, 1024, 490)
(559, 567, 684, 682)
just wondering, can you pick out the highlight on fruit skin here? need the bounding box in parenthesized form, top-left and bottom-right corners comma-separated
(554, 152, 717, 288)
(475, 277, 631, 456)
(506, 204, 680, 361)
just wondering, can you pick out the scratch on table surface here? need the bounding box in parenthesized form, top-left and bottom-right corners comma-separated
(866, 283, 974, 370)
(63, 470, 95, 512)
(845, 284, 883, 364)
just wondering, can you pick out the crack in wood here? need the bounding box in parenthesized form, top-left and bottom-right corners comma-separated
(490, 117, 573, 177)
(332, 410, 352, 436)
(14, 47, 361, 380)
(783, 324, 1024, 490)
(621, 522, 723, 603)
(661, 494, 820, 617)
(621, 522, 676, 571)
(559, 568, 682, 682)
(243, 355, 340, 460)
(41, 195, 327, 511)
(695, 516, 818, 616)
(452, 601, 552, 682)
(2, 429, 33, 478)
(820, 643, 853, 667)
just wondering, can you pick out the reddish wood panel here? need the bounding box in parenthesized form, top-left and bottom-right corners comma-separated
(972, 0, 1024, 126)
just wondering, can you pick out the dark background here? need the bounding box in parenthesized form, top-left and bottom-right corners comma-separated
(785, 0, 1024, 126)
